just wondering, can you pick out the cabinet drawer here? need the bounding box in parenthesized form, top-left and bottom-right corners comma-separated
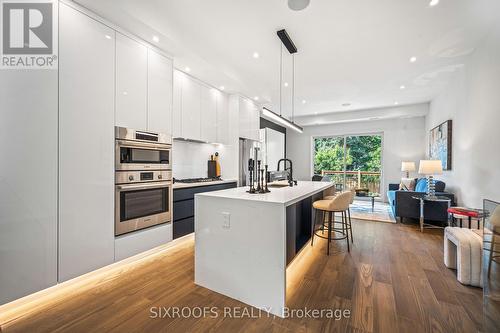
(173, 182, 237, 202)
(173, 199, 194, 221)
(173, 217, 194, 239)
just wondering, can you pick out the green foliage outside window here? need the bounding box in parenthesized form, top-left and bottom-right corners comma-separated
(313, 135, 382, 192)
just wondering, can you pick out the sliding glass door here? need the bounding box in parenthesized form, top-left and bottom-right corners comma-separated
(313, 134, 382, 196)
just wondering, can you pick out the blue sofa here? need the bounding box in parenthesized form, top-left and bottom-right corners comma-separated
(387, 178, 455, 224)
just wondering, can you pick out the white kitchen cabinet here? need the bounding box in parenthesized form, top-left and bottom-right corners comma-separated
(216, 91, 229, 144)
(115, 223, 172, 261)
(201, 86, 217, 143)
(0, 46, 58, 304)
(173, 69, 228, 143)
(237, 96, 260, 141)
(116, 33, 148, 130)
(181, 74, 202, 141)
(173, 70, 183, 137)
(147, 49, 173, 136)
(58, 3, 115, 282)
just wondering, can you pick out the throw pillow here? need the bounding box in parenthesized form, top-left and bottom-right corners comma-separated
(415, 178, 428, 193)
(399, 178, 416, 191)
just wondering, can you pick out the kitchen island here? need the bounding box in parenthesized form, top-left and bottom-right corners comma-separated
(194, 181, 333, 317)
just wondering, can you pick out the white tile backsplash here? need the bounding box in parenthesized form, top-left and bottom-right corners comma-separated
(172, 140, 233, 179)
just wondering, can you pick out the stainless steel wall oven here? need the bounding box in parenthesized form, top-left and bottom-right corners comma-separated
(115, 127, 172, 236)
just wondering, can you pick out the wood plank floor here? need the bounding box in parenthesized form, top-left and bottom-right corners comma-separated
(0, 219, 483, 333)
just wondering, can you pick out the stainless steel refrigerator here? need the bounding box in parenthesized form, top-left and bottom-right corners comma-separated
(238, 138, 262, 186)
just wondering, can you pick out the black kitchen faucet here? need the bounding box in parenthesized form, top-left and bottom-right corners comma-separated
(277, 158, 297, 187)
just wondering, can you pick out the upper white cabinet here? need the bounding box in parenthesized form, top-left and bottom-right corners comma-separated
(237, 96, 260, 141)
(147, 49, 173, 135)
(173, 69, 230, 143)
(115, 33, 148, 130)
(172, 70, 183, 138)
(216, 91, 229, 144)
(116, 34, 173, 136)
(59, 3, 115, 282)
(201, 86, 217, 143)
(181, 73, 202, 140)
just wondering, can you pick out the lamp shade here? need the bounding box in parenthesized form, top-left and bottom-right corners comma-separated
(401, 161, 416, 172)
(418, 160, 443, 175)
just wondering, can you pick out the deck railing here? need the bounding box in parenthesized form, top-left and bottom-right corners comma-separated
(320, 170, 381, 195)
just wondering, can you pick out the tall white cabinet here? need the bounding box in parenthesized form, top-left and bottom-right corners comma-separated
(58, 3, 115, 282)
(0, 38, 58, 304)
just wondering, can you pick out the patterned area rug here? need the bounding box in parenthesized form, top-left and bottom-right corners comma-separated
(350, 199, 396, 223)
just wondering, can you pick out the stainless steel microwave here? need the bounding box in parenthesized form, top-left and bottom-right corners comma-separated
(115, 127, 172, 171)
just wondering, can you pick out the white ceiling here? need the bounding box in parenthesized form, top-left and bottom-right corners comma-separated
(73, 0, 498, 122)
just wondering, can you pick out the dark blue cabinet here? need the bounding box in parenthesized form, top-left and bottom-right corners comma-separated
(173, 182, 237, 239)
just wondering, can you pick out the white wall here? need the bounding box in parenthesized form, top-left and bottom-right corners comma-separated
(287, 111, 428, 202)
(425, 19, 500, 207)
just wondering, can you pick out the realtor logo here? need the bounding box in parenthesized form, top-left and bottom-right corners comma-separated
(1, 0, 57, 69)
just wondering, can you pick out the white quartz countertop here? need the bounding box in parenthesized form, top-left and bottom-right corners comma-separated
(173, 179, 237, 189)
(195, 181, 333, 206)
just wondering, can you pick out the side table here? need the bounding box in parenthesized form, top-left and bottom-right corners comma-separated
(412, 196, 452, 233)
(448, 207, 487, 229)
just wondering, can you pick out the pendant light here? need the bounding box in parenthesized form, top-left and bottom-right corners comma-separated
(263, 29, 303, 133)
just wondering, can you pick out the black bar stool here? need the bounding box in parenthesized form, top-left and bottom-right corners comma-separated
(311, 191, 352, 255)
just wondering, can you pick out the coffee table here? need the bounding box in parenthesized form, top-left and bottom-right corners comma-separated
(355, 193, 379, 212)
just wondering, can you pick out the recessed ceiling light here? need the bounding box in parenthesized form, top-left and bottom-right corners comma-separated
(105, 35, 111, 40)
(219, 86, 225, 91)
(152, 35, 160, 43)
(185, 67, 191, 73)
(288, 0, 311, 11)
(314, 112, 318, 115)
(254, 96, 259, 101)
(253, 52, 260, 59)
(341, 103, 351, 107)
(394, 101, 399, 105)
(400, 85, 406, 90)
(284, 82, 289, 87)
(429, 0, 439, 7)
(410, 56, 417, 63)
(302, 100, 306, 104)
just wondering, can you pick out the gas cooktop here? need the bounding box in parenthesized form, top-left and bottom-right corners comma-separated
(173, 177, 222, 184)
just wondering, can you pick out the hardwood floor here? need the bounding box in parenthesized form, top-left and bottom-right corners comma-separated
(0, 219, 483, 333)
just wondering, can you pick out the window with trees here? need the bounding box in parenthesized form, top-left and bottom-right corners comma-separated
(313, 134, 382, 195)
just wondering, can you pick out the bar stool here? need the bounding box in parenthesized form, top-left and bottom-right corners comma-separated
(311, 191, 352, 255)
(323, 190, 354, 243)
